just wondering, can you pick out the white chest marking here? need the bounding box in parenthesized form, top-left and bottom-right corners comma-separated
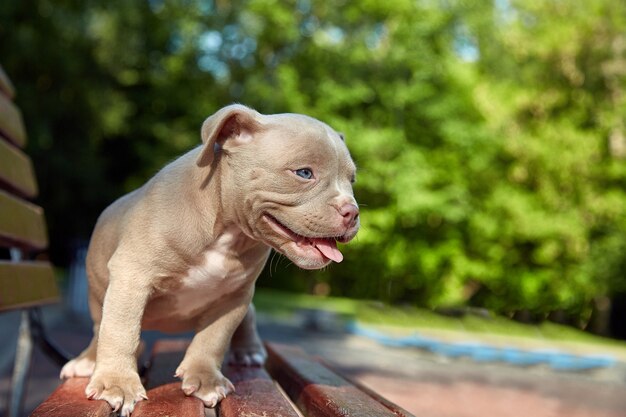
(174, 228, 253, 316)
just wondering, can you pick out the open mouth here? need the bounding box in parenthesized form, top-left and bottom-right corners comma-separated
(263, 214, 344, 263)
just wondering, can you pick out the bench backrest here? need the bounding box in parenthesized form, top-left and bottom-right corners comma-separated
(0, 64, 59, 312)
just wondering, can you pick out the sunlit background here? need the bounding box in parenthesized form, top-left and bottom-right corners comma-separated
(2, 2, 626, 414)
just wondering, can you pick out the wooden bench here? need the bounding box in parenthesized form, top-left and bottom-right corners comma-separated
(0, 65, 413, 417)
(0, 65, 63, 417)
(32, 340, 414, 417)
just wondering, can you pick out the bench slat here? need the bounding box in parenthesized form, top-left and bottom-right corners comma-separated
(31, 380, 206, 417)
(139, 340, 205, 416)
(266, 343, 405, 417)
(147, 340, 301, 417)
(316, 358, 416, 417)
(144, 339, 191, 389)
(133, 383, 205, 417)
(218, 365, 301, 417)
(29, 377, 111, 417)
(32, 339, 412, 417)
(340, 377, 415, 417)
(0, 261, 59, 311)
(0, 92, 26, 148)
(0, 64, 15, 98)
(0, 190, 48, 250)
(0, 137, 38, 198)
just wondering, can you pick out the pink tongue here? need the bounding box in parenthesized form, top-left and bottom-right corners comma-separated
(312, 238, 343, 263)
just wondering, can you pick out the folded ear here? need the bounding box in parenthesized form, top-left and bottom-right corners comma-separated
(197, 104, 261, 167)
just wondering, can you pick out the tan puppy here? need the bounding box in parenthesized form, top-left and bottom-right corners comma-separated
(60, 104, 359, 416)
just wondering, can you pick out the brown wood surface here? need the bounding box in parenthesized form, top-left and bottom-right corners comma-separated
(133, 383, 205, 417)
(314, 356, 416, 417)
(140, 340, 205, 415)
(339, 375, 415, 417)
(266, 343, 404, 417)
(0, 190, 48, 250)
(0, 137, 38, 198)
(145, 339, 190, 389)
(148, 339, 302, 417)
(0, 64, 15, 98)
(30, 339, 412, 417)
(29, 377, 112, 417)
(0, 261, 59, 311)
(0, 92, 26, 147)
(218, 365, 301, 417)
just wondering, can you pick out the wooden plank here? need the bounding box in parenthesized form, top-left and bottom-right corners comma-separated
(29, 377, 111, 417)
(0, 261, 59, 311)
(265, 343, 405, 417)
(0, 137, 38, 198)
(0, 190, 48, 250)
(0, 64, 15, 99)
(145, 339, 190, 389)
(218, 365, 301, 417)
(0, 92, 27, 148)
(32, 345, 204, 417)
(314, 356, 415, 417)
(138, 340, 204, 417)
(133, 383, 205, 417)
(146, 339, 301, 417)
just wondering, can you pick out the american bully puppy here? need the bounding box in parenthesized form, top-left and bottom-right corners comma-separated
(60, 104, 360, 416)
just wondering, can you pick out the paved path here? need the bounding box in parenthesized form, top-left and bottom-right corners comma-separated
(258, 317, 626, 417)
(1, 306, 626, 416)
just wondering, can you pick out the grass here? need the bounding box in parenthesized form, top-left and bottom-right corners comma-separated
(253, 288, 626, 350)
(253, 288, 360, 318)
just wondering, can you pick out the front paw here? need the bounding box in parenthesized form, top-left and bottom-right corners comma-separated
(86, 370, 147, 416)
(175, 365, 235, 408)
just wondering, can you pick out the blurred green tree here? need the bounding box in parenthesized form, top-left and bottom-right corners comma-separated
(463, 0, 626, 323)
(1, 0, 625, 327)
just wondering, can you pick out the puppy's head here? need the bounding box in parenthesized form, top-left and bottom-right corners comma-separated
(198, 104, 359, 270)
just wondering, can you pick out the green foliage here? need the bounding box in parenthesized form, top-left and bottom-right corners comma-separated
(1, 0, 625, 324)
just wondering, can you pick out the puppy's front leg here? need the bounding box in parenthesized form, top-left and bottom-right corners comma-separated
(86, 264, 150, 416)
(175, 298, 250, 408)
(228, 303, 267, 366)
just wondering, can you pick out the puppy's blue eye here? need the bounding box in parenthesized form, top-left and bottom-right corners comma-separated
(295, 168, 313, 179)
